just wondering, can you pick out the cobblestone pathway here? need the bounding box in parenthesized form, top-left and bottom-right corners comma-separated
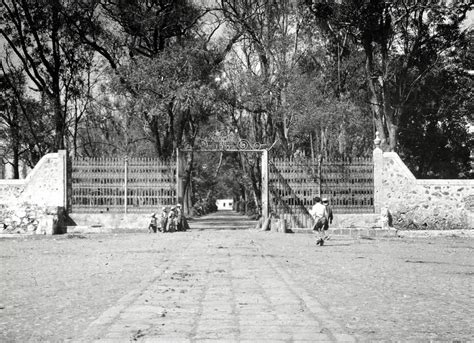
(1, 211, 473, 342)
(83, 230, 353, 342)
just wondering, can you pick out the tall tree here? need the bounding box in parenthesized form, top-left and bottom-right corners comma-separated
(305, 0, 473, 151)
(0, 0, 95, 150)
(0, 60, 53, 173)
(219, 0, 305, 152)
(0, 68, 23, 178)
(65, 0, 228, 158)
(398, 40, 473, 178)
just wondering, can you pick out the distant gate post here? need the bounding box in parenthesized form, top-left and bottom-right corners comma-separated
(373, 132, 383, 214)
(261, 149, 269, 222)
(60, 150, 67, 209)
(176, 149, 186, 208)
(124, 155, 128, 214)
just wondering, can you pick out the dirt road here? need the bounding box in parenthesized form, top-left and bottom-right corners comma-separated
(1, 212, 472, 342)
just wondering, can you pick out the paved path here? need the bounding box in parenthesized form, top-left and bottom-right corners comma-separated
(81, 212, 353, 342)
(186, 210, 258, 231)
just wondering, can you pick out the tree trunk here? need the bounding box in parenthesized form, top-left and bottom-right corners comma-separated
(12, 138, 20, 180)
(53, 95, 65, 150)
(205, 152, 224, 201)
(365, 54, 387, 150)
(386, 108, 400, 152)
(150, 116, 163, 157)
(52, 0, 65, 151)
(8, 106, 21, 179)
(388, 123, 398, 152)
(183, 151, 194, 215)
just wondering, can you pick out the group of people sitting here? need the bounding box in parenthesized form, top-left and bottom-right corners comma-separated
(148, 204, 189, 233)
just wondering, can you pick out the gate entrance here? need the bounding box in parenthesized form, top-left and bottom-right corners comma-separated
(269, 157, 374, 228)
(178, 130, 270, 220)
(179, 130, 374, 226)
(69, 130, 374, 226)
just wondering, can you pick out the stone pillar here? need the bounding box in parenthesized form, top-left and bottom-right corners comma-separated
(261, 150, 269, 222)
(373, 132, 383, 215)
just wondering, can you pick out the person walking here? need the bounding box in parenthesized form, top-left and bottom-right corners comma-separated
(322, 197, 333, 240)
(310, 196, 328, 246)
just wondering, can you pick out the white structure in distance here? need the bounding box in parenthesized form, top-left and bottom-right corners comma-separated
(216, 199, 233, 211)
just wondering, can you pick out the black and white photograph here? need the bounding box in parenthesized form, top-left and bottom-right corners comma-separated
(1, 0, 473, 341)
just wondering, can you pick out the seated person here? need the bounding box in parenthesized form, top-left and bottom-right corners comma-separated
(148, 213, 158, 233)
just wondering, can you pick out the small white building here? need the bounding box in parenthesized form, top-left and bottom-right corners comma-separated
(216, 199, 233, 211)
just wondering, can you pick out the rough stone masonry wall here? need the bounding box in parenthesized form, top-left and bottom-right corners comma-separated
(0, 151, 67, 234)
(381, 152, 474, 230)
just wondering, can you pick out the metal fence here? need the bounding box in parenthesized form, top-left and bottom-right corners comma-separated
(269, 156, 374, 227)
(70, 157, 177, 213)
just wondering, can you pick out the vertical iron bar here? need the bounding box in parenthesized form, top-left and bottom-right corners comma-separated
(318, 154, 322, 197)
(124, 156, 128, 214)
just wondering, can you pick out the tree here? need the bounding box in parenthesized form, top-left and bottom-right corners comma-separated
(111, 43, 220, 158)
(287, 75, 373, 158)
(0, 68, 23, 178)
(0, 59, 55, 175)
(0, 0, 95, 150)
(219, 0, 307, 153)
(398, 47, 473, 178)
(305, 0, 473, 151)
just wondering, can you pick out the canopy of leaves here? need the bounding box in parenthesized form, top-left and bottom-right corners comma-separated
(1, 0, 472, 187)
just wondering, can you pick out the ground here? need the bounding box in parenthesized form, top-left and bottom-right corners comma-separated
(0, 212, 473, 342)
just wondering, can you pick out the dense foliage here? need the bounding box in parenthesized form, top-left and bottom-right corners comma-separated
(1, 0, 472, 211)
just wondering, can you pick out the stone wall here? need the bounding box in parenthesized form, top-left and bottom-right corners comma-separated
(0, 151, 67, 234)
(376, 149, 474, 230)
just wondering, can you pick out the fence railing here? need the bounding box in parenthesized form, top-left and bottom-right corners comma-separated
(269, 157, 374, 222)
(70, 157, 176, 213)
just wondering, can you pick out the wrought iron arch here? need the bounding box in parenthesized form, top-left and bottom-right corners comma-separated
(181, 129, 267, 152)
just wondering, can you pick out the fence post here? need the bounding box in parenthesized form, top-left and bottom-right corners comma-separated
(373, 132, 383, 214)
(124, 156, 128, 214)
(317, 154, 322, 196)
(261, 149, 269, 222)
(58, 150, 67, 209)
(176, 149, 186, 208)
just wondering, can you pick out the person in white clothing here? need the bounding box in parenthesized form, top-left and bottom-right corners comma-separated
(310, 196, 328, 246)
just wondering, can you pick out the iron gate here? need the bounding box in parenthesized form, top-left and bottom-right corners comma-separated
(69, 157, 176, 213)
(269, 156, 374, 227)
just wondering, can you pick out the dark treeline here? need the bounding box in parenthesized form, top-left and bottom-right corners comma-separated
(1, 1, 472, 207)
